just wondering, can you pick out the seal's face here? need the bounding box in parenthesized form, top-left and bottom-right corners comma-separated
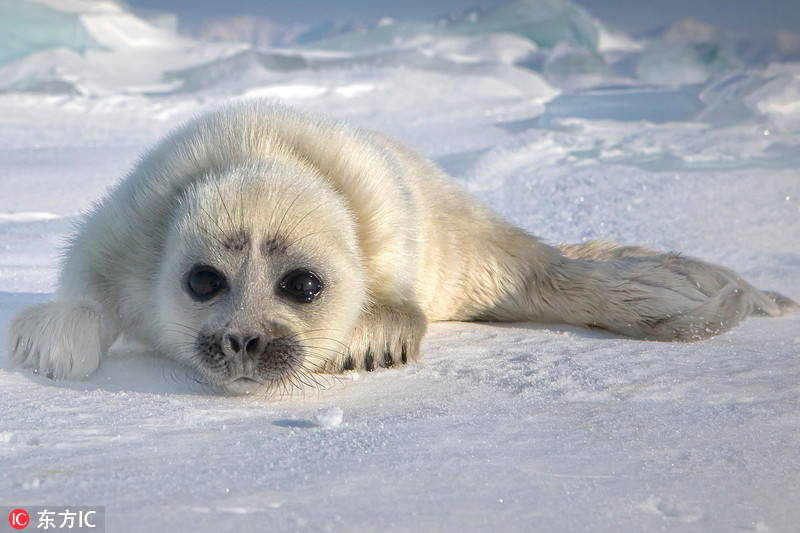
(155, 162, 366, 394)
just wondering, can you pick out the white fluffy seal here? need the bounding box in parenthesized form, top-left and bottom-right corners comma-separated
(8, 102, 798, 393)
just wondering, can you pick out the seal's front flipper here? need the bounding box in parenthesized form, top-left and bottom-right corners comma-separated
(340, 303, 427, 372)
(8, 300, 116, 379)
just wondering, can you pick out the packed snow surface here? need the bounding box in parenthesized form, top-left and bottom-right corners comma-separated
(1, 0, 799, 531)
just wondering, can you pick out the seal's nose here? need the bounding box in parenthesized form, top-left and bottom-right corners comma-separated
(222, 331, 263, 360)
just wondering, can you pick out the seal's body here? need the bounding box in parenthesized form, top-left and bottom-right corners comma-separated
(9, 103, 797, 393)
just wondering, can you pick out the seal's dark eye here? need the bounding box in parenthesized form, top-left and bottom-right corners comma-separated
(279, 269, 323, 303)
(185, 265, 227, 301)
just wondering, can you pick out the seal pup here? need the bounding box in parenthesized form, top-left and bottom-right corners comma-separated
(8, 102, 797, 393)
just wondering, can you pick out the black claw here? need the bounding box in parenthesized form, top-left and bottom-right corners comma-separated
(383, 347, 393, 368)
(401, 342, 407, 364)
(364, 348, 374, 372)
(342, 354, 355, 371)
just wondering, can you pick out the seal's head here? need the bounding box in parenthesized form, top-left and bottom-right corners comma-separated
(155, 161, 366, 394)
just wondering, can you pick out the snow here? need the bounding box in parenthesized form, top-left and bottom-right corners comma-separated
(314, 407, 344, 428)
(0, 212, 60, 223)
(1, 0, 799, 531)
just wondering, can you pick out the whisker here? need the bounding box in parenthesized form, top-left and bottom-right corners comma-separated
(238, 172, 246, 234)
(283, 204, 324, 244)
(212, 177, 236, 232)
(194, 203, 231, 248)
(284, 228, 338, 250)
(163, 321, 202, 333)
(272, 181, 314, 243)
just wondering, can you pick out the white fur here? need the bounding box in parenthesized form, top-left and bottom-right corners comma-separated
(10, 300, 106, 378)
(8, 102, 797, 391)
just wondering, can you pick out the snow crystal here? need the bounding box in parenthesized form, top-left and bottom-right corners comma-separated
(314, 407, 344, 428)
(0, 431, 20, 443)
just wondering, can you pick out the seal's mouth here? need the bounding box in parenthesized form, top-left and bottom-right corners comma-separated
(195, 329, 306, 394)
(224, 376, 265, 395)
(230, 376, 261, 384)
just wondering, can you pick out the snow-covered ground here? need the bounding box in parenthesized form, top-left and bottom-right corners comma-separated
(1, 0, 799, 531)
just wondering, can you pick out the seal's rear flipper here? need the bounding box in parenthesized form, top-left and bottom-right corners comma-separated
(632, 284, 750, 341)
(751, 290, 799, 316)
(493, 242, 797, 342)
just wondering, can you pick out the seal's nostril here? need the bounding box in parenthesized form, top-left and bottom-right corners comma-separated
(245, 336, 261, 356)
(222, 332, 262, 358)
(226, 335, 241, 354)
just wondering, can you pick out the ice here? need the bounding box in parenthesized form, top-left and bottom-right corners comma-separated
(0, 0, 239, 95)
(538, 86, 704, 124)
(1, 0, 799, 531)
(0, 0, 104, 67)
(165, 50, 311, 93)
(27, 0, 183, 50)
(303, 0, 605, 53)
(744, 63, 800, 133)
(304, 18, 438, 54)
(408, 33, 539, 65)
(166, 46, 559, 109)
(652, 18, 723, 44)
(636, 41, 742, 86)
(541, 42, 610, 88)
(188, 15, 304, 49)
(697, 72, 771, 128)
(444, 0, 601, 50)
(696, 65, 800, 133)
(650, 18, 800, 66)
